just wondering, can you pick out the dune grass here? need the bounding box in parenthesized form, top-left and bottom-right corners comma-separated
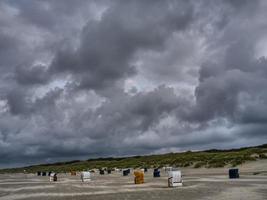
(1, 144, 267, 173)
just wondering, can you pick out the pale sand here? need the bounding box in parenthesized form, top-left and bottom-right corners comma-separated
(0, 160, 266, 200)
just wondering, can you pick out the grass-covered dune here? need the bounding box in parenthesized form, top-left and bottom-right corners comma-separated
(1, 144, 267, 173)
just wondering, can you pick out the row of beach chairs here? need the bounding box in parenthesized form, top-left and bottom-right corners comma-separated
(37, 168, 240, 187)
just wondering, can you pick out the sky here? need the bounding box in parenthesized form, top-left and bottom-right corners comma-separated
(0, 0, 267, 168)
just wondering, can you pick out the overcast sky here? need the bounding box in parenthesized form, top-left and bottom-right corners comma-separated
(1, 0, 267, 168)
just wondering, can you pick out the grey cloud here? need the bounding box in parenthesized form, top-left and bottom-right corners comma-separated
(0, 31, 23, 71)
(183, 0, 267, 131)
(10, 0, 100, 31)
(1, 0, 267, 168)
(0, 31, 18, 56)
(50, 0, 195, 91)
(189, 42, 267, 123)
(5, 90, 31, 115)
(15, 64, 50, 85)
(93, 85, 180, 136)
(5, 87, 62, 116)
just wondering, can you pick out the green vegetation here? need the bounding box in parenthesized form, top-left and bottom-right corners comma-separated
(1, 144, 267, 174)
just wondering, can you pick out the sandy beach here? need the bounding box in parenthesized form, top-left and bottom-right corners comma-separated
(0, 160, 266, 200)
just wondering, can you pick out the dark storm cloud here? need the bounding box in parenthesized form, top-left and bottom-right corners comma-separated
(0, 30, 23, 71)
(0, 31, 18, 56)
(9, 0, 102, 30)
(0, 0, 267, 168)
(15, 64, 50, 85)
(50, 0, 194, 90)
(187, 42, 267, 124)
(90, 85, 180, 138)
(5, 89, 31, 115)
(5, 87, 62, 115)
(0, 86, 181, 166)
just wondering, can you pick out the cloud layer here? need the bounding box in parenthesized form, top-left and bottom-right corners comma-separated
(0, 0, 267, 167)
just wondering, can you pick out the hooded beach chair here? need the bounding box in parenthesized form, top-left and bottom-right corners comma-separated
(123, 169, 130, 176)
(229, 168, 239, 179)
(71, 171, 77, 176)
(81, 171, 91, 182)
(49, 173, 57, 182)
(134, 170, 144, 184)
(153, 168, 160, 177)
(168, 171, 182, 187)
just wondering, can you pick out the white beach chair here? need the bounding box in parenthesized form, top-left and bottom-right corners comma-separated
(81, 171, 91, 182)
(168, 171, 182, 187)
